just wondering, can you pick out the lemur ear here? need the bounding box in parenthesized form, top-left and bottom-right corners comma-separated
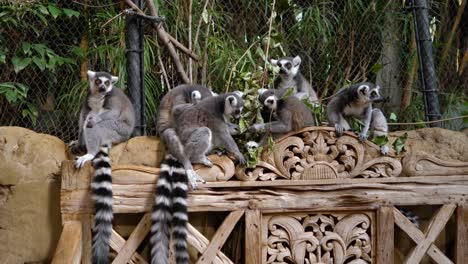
(358, 84, 369, 95)
(292, 56, 301, 66)
(111, 75, 119, 83)
(270, 59, 278, 66)
(375, 85, 381, 91)
(211, 91, 219, 96)
(191, 90, 202, 101)
(233, 91, 243, 98)
(258, 88, 268, 95)
(87, 70, 96, 79)
(227, 95, 237, 106)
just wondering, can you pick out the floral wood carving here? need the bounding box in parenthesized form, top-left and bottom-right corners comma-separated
(266, 212, 373, 264)
(236, 127, 402, 181)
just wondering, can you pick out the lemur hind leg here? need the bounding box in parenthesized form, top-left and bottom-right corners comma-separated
(76, 120, 130, 168)
(184, 127, 213, 167)
(371, 108, 389, 155)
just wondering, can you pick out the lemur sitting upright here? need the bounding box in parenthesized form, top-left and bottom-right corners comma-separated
(326, 82, 389, 155)
(70, 70, 135, 264)
(249, 88, 315, 144)
(270, 55, 318, 104)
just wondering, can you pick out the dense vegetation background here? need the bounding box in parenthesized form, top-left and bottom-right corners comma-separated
(0, 0, 466, 142)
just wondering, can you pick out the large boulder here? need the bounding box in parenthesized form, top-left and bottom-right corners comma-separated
(390, 127, 468, 162)
(0, 127, 67, 263)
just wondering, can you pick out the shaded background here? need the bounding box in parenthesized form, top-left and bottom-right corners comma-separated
(0, 0, 466, 142)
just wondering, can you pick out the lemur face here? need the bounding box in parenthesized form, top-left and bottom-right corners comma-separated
(270, 56, 301, 77)
(357, 83, 383, 103)
(258, 89, 278, 111)
(87, 70, 118, 95)
(225, 92, 244, 119)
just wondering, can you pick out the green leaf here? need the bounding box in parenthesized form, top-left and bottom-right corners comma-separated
(201, 9, 209, 24)
(392, 133, 408, 154)
(32, 44, 46, 57)
(63, 8, 80, 17)
(372, 135, 389, 146)
(11, 57, 31, 73)
(280, 87, 294, 99)
(37, 4, 49, 15)
(239, 118, 248, 133)
(370, 63, 383, 74)
(22, 42, 31, 55)
(389, 112, 398, 122)
(47, 4, 61, 19)
(32, 57, 46, 71)
(0, 51, 5, 64)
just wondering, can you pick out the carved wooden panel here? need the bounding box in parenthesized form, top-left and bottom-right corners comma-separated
(262, 211, 374, 264)
(238, 127, 402, 181)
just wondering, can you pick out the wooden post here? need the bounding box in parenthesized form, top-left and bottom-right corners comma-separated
(52, 221, 83, 264)
(456, 204, 468, 264)
(245, 209, 262, 264)
(377, 206, 394, 264)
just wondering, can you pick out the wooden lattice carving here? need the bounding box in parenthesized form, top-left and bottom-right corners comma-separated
(237, 127, 402, 181)
(264, 212, 373, 264)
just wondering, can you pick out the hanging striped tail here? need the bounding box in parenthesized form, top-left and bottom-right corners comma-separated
(171, 159, 189, 264)
(91, 145, 113, 264)
(150, 156, 190, 264)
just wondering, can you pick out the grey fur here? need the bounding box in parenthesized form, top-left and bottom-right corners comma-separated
(271, 56, 318, 103)
(72, 70, 135, 168)
(156, 84, 214, 189)
(327, 82, 389, 154)
(173, 92, 246, 166)
(250, 88, 315, 144)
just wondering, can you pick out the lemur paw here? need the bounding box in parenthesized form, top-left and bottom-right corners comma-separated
(334, 124, 344, 137)
(187, 170, 205, 190)
(201, 157, 213, 167)
(236, 154, 247, 166)
(380, 145, 389, 155)
(75, 153, 95, 168)
(358, 133, 368, 142)
(249, 124, 263, 133)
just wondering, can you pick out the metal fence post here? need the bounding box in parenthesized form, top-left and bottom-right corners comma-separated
(126, 0, 145, 135)
(410, 0, 442, 126)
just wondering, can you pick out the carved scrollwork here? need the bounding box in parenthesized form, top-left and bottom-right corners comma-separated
(267, 212, 373, 264)
(236, 127, 402, 181)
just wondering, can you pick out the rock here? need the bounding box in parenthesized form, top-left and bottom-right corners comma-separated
(390, 127, 468, 162)
(110, 136, 165, 167)
(0, 127, 67, 263)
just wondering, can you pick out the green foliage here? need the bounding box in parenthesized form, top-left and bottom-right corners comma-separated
(372, 135, 389, 147)
(392, 133, 408, 155)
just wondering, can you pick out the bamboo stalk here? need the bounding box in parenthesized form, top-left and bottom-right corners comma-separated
(439, 0, 466, 70)
(401, 27, 418, 111)
(188, 0, 193, 82)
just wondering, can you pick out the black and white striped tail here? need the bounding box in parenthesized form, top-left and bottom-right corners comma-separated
(398, 207, 420, 228)
(150, 156, 189, 264)
(91, 145, 113, 264)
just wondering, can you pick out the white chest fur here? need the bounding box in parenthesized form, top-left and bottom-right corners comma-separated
(278, 77, 298, 92)
(87, 95, 105, 113)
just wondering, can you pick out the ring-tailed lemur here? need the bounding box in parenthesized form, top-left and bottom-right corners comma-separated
(70, 70, 135, 263)
(326, 82, 389, 155)
(249, 88, 315, 144)
(156, 84, 214, 190)
(150, 92, 246, 264)
(270, 56, 318, 103)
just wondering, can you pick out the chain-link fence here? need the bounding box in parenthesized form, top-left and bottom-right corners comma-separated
(1, 0, 466, 143)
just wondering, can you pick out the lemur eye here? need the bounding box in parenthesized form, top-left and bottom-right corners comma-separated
(95, 79, 101, 85)
(371, 91, 377, 97)
(105, 80, 110, 86)
(285, 62, 292, 69)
